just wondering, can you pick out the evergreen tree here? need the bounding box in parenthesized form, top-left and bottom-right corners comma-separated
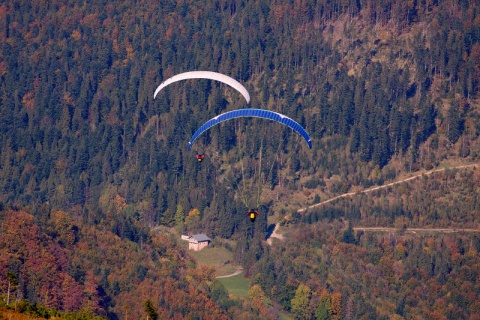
(342, 220, 356, 244)
(175, 204, 185, 232)
(447, 102, 464, 144)
(144, 299, 158, 320)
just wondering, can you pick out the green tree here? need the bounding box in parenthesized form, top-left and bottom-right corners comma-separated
(316, 294, 331, 320)
(447, 102, 464, 143)
(342, 220, 356, 244)
(6, 271, 18, 305)
(175, 204, 185, 232)
(291, 283, 311, 319)
(144, 299, 158, 320)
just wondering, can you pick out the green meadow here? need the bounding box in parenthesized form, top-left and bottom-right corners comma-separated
(217, 274, 250, 299)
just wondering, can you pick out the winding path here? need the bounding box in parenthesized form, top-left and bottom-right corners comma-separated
(265, 164, 480, 246)
(298, 163, 479, 213)
(354, 227, 480, 233)
(216, 266, 244, 279)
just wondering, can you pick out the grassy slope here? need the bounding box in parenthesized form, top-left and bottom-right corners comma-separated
(217, 274, 250, 299)
(189, 245, 239, 276)
(0, 308, 48, 320)
(178, 237, 251, 298)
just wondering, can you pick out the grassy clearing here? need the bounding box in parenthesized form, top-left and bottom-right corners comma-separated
(0, 307, 47, 320)
(217, 274, 250, 299)
(278, 312, 294, 320)
(189, 245, 238, 276)
(178, 237, 249, 295)
(179, 237, 241, 277)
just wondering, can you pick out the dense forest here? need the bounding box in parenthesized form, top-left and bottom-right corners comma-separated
(0, 0, 479, 318)
(250, 220, 480, 319)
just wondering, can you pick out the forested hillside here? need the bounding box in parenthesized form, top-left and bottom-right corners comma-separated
(251, 220, 480, 319)
(0, 209, 267, 319)
(0, 0, 479, 318)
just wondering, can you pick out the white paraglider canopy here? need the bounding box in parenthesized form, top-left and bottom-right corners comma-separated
(153, 71, 250, 103)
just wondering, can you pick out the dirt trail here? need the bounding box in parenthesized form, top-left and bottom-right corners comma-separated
(354, 227, 479, 233)
(267, 223, 284, 245)
(266, 163, 480, 246)
(298, 163, 479, 213)
(216, 266, 243, 278)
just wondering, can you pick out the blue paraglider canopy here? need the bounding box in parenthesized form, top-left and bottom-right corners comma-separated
(188, 108, 312, 150)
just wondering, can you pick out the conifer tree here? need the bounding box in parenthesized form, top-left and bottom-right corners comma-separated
(144, 299, 158, 320)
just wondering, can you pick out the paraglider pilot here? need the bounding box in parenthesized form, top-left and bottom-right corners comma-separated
(248, 209, 259, 222)
(195, 153, 205, 163)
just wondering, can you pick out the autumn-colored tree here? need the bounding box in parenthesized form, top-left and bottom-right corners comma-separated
(291, 283, 311, 319)
(185, 208, 200, 232)
(330, 292, 342, 319)
(0, 0, 479, 318)
(51, 210, 77, 247)
(248, 284, 267, 312)
(61, 274, 84, 311)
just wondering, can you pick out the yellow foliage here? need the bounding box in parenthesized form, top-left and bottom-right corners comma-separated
(466, 247, 477, 257)
(63, 92, 75, 105)
(330, 292, 342, 319)
(99, 185, 126, 216)
(71, 29, 81, 41)
(124, 39, 134, 60)
(188, 208, 200, 217)
(395, 243, 406, 258)
(248, 284, 266, 301)
(22, 92, 35, 109)
(51, 211, 76, 246)
(0, 61, 7, 76)
(332, 244, 341, 255)
(51, 210, 70, 225)
(113, 194, 127, 213)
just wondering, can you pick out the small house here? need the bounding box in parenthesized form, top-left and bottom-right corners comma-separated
(188, 234, 211, 251)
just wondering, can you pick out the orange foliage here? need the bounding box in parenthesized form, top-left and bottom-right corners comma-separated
(272, 5, 292, 24)
(81, 13, 100, 28)
(395, 242, 406, 258)
(0, 4, 8, 20)
(112, 194, 127, 213)
(188, 208, 200, 216)
(71, 29, 81, 41)
(124, 39, 134, 60)
(0, 307, 47, 320)
(106, 107, 122, 125)
(165, 26, 174, 40)
(22, 92, 35, 110)
(63, 92, 75, 106)
(330, 292, 342, 319)
(0, 61, 7, 76)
